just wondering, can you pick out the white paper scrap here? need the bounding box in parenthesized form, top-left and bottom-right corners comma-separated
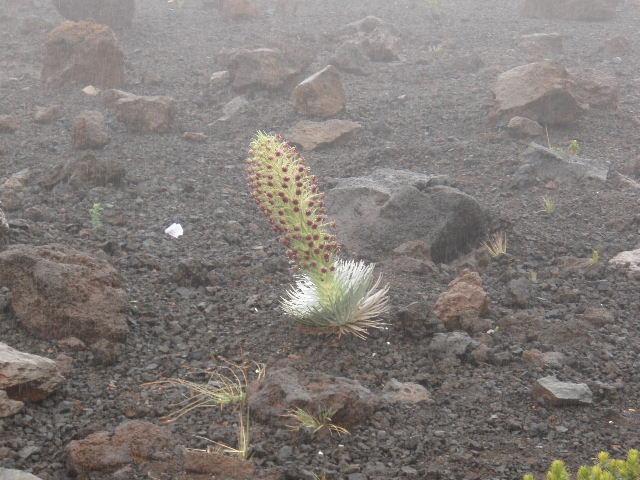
(164, 223, 183, 238)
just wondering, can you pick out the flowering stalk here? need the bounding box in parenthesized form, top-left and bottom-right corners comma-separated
(247, 132, 388, 338)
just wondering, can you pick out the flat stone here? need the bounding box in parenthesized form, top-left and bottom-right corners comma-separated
(609, 248, 640, 273)
(520, 142, 609, 183)
(285, 119, 362, 150)
(533, 376, 593, 406)
(0, 343, 65, 402)
(382, 379, 433, 404)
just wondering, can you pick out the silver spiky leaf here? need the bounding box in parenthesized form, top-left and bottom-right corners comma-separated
(281, 259, 389, 339)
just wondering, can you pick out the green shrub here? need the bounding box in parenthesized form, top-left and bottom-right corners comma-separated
(523, 449, 640, 480)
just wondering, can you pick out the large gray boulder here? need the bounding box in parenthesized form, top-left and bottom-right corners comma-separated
(326, 169, 487, 263)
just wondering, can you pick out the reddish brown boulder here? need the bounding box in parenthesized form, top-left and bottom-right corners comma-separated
(0, 244, 129, 343)
(112, 95, 175, 133)
(226, 48, 297, 90)
(221, 0, 258, 21)
(184, 450, 255, 478)
(491, 61, 583, 125)
(65, 421, 172, 475)
(567, 67, 618, 109)
(434, 269, 490, 331)
(72, 110, 110, 149)
(41, 20, 125, 88)
(0, 342, 66, 403)
(285, 119, 362, 151)
(292, 65, 346, 118)
(52, 0, 135, 28)
(248, 367, 378, 428)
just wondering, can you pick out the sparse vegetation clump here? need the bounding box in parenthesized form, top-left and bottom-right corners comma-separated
(246, 132, 389, 339)
(482, 231, 507, 257)
(284, 406, 350, 436)
(523, 449, 640, 480)
(89, 202, 103, 228)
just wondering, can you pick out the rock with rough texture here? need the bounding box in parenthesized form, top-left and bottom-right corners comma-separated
(491, 61, 582, 125)
(72, 110, 110, 149)
(292, 65, 346, 118)
(0, 116, 18, 134)
(519, 142, 609, 183)
(112, 95, 175, 133)
(41, 20, 125, 88)
(517, 33, 563, 60)
(522, 349, 565, 367)
(395, 301, 444, 338)
(382, 379, 433, 404)
(51, 0, 135, 28)
(343, 16, 401, 62)
(0, 244, 129, 343)
(248, 367, 378, 428)
(522, 0, 618, 20)
(506, 277, 533, 307)
(65, 421, 172, 475)
(609, 248, 640, 274)
(183, 450, 255, 478)
(227, 48, 297, 90)
(33, 105, 63, 123)
(331, 40, 372, 75)
(327, 169, 487, 263)
(434, 269, 490, 330)
(533, 376, 593, 406)
(428, 331, 476, 358)
(41, 154, 125, 189)
(221, 0, 258, 21)
(0, 390, 25, 418)
(0, 342, 65, 402)
(507, 116, 544, 137)
(567, 67, 618, 109)
(285, 119, 362, 151)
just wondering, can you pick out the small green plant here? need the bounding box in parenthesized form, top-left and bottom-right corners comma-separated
(567, 140, 580, 156)
(545, 127, 580, 156)
(312, 474, 329, 480)
(284, 406, 350, 436)
(89, 203, 103, 228)
(590, 249, 601, 264)
(529, 270, 538, 282)
(541, 197, 556, 214)
(523, 449, 640, 480)
(247, 132, 389, 339)
(482, 232, 507, 258)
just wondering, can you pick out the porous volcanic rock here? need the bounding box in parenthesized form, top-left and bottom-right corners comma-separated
(285, 119, 362, 151)
(65, 421, 172, 475)
(326, 169, 487, 263)
(41, 20, 125, 88)
(248, 367, 378, 428)
(72, 110, 110, 149)
(0, 342, 66, 402)
(434, 269, 490, 331)
(491, 61, 583, 125)
(0, 244, 129, 343)
(292, 65, 346, 118)
(110, 94, 175, 133)
(226, 48, 297, 90)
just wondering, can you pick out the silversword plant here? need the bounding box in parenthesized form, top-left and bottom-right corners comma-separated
(90, 203, 104, 229)
(247, 132, 389, 338)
